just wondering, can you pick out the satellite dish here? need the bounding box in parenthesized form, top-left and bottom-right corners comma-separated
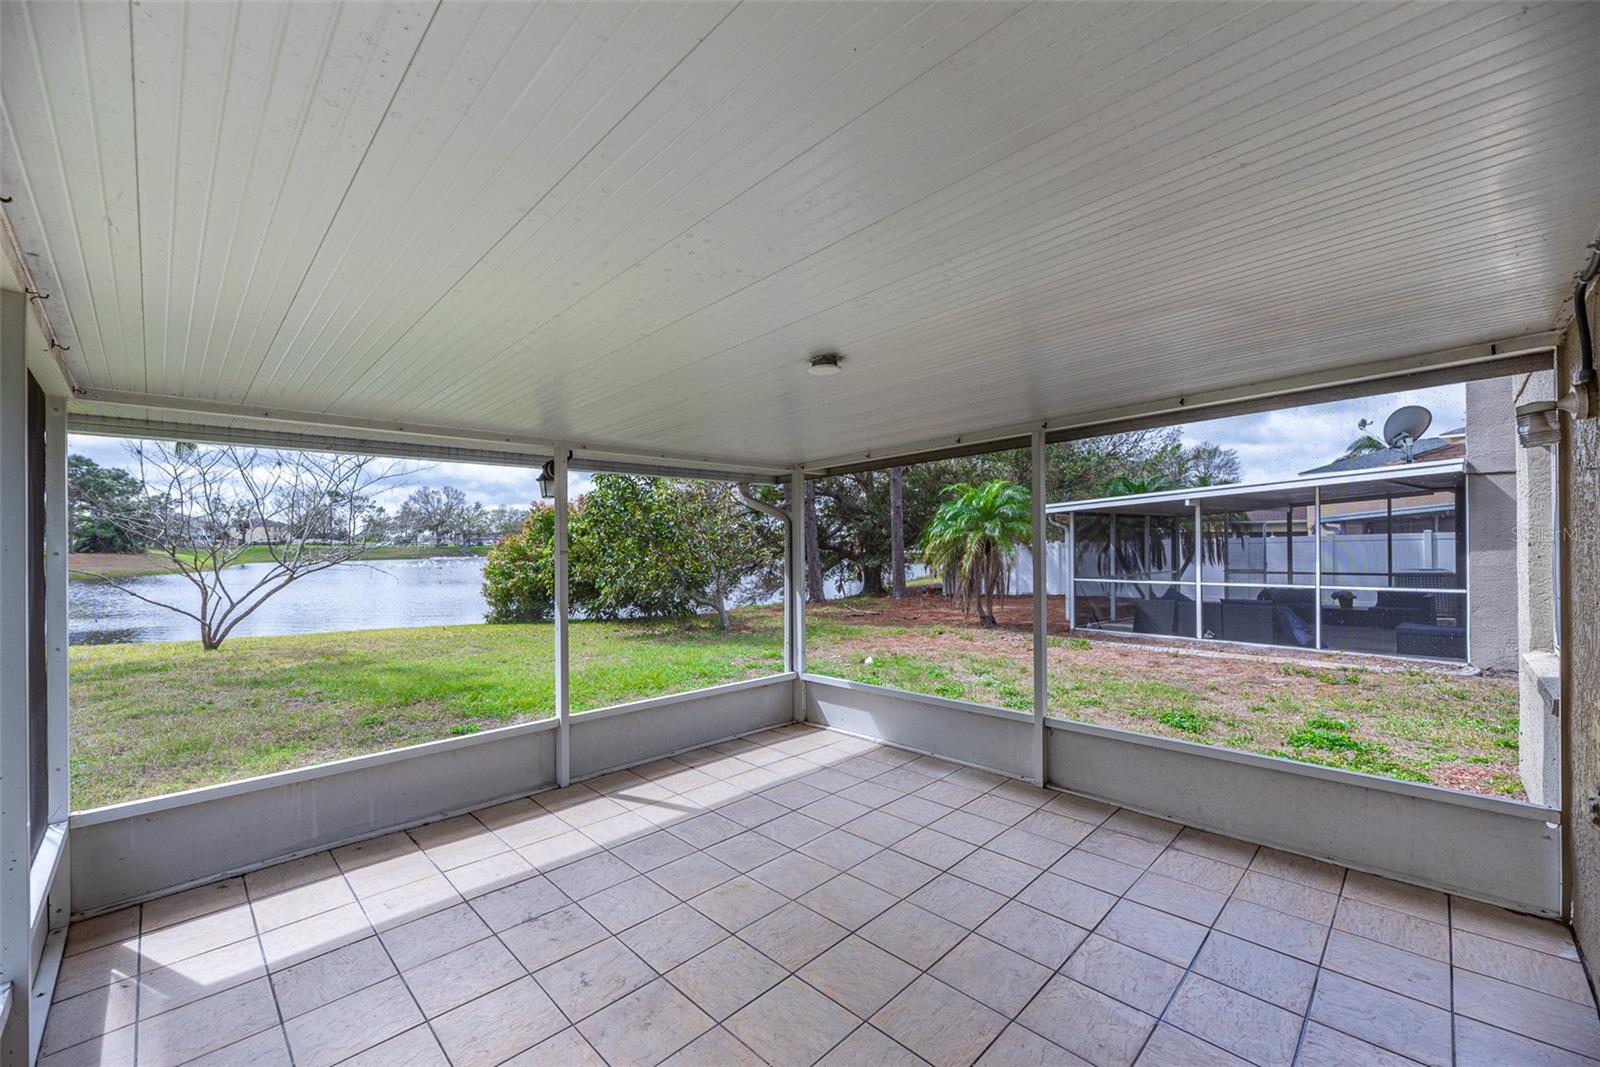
(1383, 405, 1432, 461)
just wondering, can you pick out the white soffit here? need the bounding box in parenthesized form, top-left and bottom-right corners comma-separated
(2, 1, 1597, 468)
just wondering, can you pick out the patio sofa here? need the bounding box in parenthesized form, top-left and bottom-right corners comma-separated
(1130, 591, 1314, 648)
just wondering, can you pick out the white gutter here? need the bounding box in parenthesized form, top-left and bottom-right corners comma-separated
(1046, 457, 1467, 515)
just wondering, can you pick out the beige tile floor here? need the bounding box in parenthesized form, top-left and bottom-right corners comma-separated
(45, 724, 1600, 1067)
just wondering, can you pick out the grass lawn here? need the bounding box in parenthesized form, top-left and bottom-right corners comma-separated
(69, 544, 490, 580)
(70, 591, 1523, 809)
(69, 616, 783, 808)
(805, 593, 1522, 798)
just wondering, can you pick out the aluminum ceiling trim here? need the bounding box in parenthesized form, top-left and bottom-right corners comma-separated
(68, 388, 793, 480)
(69, 411, 789, 484)
(67, 413, 550, 471)
(1046, 457, 1466, 515)
(801, 337, 1556, 477)
(70, 335, 1556, 481)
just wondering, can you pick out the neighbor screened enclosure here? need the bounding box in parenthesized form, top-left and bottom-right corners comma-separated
(1054, 459, 1469, 661)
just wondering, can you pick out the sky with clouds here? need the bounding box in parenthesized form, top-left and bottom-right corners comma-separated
(1174, 382, 1464, 483)
(67, 383, 1464, 510)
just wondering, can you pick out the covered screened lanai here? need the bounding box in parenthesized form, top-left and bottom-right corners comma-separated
(1056, 459, 1471, 661)
(4, 2, 1600, 1065)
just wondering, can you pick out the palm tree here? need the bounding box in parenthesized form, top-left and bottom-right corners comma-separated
(1343, 418, 1387, 458)
(1099, 472, 1181, 498)
(1097, 472, 1182, 586)
(918, 480, 1032, 627)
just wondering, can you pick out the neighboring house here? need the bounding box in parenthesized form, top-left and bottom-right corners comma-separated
(1298, 428, 1466, 475)
(1300, 385, 1559, 806)
(241, 519, 290, 544)
(1298, 402, 1519, 678)
(1049, 457, 1471, 662)
(1044, 382, 1561, 804)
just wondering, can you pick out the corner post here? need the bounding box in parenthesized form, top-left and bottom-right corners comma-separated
(789, 471, 806, 722)
(1031, 429, 1048, 786)
(554, 449, 570, 787)
(1194, 503, 1203, 639)
(1065, 512, 1076, 629)
(0, 289, 32, 1064)
(44, 396, 69, 932)
(1313, 486, 1323, 651)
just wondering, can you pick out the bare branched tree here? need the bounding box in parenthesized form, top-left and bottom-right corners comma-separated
(74, 441, 415, 649)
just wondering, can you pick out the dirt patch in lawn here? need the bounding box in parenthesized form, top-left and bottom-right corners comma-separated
(806, 590, 1523, 798)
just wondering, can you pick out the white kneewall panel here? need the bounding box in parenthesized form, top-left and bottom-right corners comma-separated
(70, 723, 559, 916)
(68, 676, 797, 916)
(802, 675, 1034, 780)
(1046, 718, 1561, 916)
(568, 676, 795, 781)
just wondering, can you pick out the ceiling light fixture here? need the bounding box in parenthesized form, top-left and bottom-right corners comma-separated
(808, 352, 843, 377)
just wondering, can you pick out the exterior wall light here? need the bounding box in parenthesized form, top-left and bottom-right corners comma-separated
(1515, 401, 1562, 449)
(538, 459, 556, 499)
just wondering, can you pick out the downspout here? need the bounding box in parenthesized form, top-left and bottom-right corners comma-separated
(1568, 244, 1599, 419)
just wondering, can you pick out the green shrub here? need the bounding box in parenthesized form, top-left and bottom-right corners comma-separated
(482, 475, 781, 628)
(481, 505, 564, 622)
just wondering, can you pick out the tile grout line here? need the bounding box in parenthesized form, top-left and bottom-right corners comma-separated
(921, 809, 1098, 1060)
(751, 746, 1045, 1065)
(338, 805, 652, 1065)
(145, 901, 294, 1066)
(967, 804, 1160, 1065)
(329, 839, 463, 1067)
(95, 882, 294, 1067)
(1447, 892, 1456, 1067)
(1013, 830, 1383, 1065)
(1123, 833, 1259, 1065)
(695, 741, 948, 1061)
(57, 895, 278, 1064)
(485, 733, 857, 1063)
(1145, 844, 1267, 1062)
(74, 738, 964, 1061)
(133, 903, 143, 1067)
(485, 792, 700, 1065)
(602, 730, 871, 1065)
(238, 872, 299, 1067)
(1288, 865, 1349, 1067)
(671, 736, 1022, 1064)
(404, 798, 691, 1062)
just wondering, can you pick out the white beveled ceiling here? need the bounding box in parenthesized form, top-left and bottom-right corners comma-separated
(3, 1, 1597, 468)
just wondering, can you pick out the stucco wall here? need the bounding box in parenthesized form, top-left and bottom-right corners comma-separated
(1518, 371, 1561, 803)
(1465, 377, 1521, 671)
(1562, 280, 1600, 968)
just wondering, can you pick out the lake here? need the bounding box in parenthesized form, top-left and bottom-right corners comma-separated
(70, 555, 889, 645)
(70, 556, 492, 645)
